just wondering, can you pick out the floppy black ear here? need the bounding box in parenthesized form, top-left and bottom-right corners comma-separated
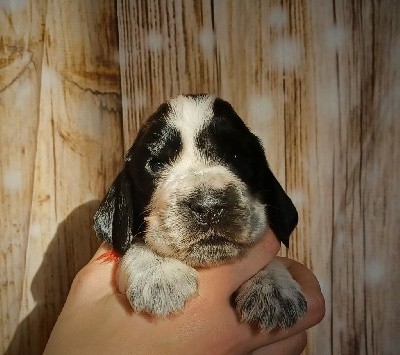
(93, 168, 135, 254)
(263, 168, 298, 248)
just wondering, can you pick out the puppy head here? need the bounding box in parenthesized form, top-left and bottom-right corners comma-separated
(94, 94, 298, 266)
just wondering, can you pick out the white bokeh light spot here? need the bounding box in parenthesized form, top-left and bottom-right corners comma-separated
(248, 95, 274, 124)
(324, 26, 348, 51)
(289, 189, 305, 208)
(271, 38, 302, 70)
(3, 169, 22, 190)
(199, 27, 216, 53)
(30, 223, 42, 238)
(0, 0, 28, 11)
(267, 6, 288, 29)
(365, 260, 385, 285)
(14, 77, 34, 108)
(134, 91, 147, 109)
(146, 30, 163, 53)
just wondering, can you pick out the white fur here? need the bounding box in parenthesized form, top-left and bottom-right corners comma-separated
(235, 259, 307, 329)
(169, 95, 215, 139)
(118, 243, 198, 315)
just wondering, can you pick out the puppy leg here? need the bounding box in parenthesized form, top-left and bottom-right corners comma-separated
(118, 243, 198, 316)
(234, 259, 307, 330)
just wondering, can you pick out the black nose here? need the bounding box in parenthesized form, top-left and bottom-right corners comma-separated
(188, 194, 225, 225)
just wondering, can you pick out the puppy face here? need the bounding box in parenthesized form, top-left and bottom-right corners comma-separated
(94, 94, 298, 266)
(142, 96, 268, 265)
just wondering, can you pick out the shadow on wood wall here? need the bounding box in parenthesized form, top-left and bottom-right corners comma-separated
(5, 202, 101, 355)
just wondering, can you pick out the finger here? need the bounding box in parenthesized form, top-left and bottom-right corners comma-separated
(252, 331, 307, 355)
(88, 242, 116, 263)
(283, 258, 326, 328)
(197, 230, 280, 296)
(70, 243, 119, 300)
(250, 258, 325, 348)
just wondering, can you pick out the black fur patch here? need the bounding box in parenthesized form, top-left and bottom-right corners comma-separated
(114, 103, 182, 253)
(196, 98, 268, 197)
(196, 97, 298, 246)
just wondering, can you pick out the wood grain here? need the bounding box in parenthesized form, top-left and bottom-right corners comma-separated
(0, 1, 47, 351)
(118, 0, 218, 150)
(213, 0, 287, 190)
(1, 1, 123, 354)
(1, 0, 399, 354)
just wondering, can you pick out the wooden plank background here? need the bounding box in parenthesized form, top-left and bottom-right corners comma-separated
(1, 0, 399, 354)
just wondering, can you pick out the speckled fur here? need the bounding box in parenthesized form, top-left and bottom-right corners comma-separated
(235, 259, 307, 329)
(94, 94, 306, 329)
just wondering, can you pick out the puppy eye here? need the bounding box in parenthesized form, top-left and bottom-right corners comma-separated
(148, 157, 167, 174)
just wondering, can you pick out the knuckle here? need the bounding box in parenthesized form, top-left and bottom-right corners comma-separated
(71, 265, 95, 291)
(307, 289, 326, 325)
(297, 331, 307, 352)
(266, 232, 281, 254)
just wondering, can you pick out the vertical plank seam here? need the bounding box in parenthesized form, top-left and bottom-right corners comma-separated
(331, 0, 339, 353)
(50, 96, 58, 221)
(18, 0, 50, 329)
(210, 0, 221, 94)
(362, 2, 376, 353)
(114, 0, 125, 157)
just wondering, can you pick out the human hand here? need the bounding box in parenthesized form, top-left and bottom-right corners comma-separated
(44, 231, 325, 354)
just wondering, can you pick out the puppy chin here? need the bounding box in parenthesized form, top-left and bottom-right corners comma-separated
(184, 242, 245, 267)
(145, 231, 250, 267)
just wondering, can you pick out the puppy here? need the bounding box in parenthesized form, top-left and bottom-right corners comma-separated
(93, 94, 307, 330)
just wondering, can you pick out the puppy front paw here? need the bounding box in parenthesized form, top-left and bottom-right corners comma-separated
(119, 244, 198, 316)
(234, 260, 307, 330)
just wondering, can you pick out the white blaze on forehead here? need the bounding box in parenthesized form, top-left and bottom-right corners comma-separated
(164, 94, 227, 186)
(168, 95, 216, 155)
